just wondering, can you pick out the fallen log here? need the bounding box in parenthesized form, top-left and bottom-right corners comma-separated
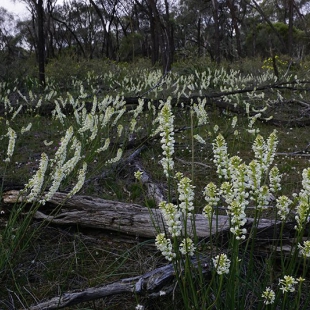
(3, 190, 279, 240)
(27, 255, 210, 310)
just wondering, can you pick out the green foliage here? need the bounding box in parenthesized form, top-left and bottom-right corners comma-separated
(246, 22, 306, 57)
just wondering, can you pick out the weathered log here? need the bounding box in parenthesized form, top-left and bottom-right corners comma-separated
(27, 255, 210, 310)
(3, 190, 278, 240)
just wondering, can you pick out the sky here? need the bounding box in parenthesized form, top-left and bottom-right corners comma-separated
(1, 0, 30, 19)
(1, 0, 65, 19)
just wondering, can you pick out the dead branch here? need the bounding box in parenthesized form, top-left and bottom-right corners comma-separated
(27, 256, 210, 310)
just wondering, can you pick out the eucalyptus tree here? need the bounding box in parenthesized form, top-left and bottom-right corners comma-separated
(12, 0, 57, 86)
(0, 8, 23, 80)
(89, 0, 121, 60)
(252, 0, 308, 57)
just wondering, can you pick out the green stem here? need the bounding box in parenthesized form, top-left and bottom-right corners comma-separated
(207, 274, 224, 310)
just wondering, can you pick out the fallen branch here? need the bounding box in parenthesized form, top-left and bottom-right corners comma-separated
(27, 256, 210, 310)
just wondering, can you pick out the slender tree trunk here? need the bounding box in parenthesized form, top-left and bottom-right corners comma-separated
(147, 0, 161, 66)
(89, 0, 115, 60)
(163, 0, 174, 72)
(212, 0, 221, 64)
(227, 0, 242, 58)
(288, 0, 294, 57)
(37, 0, 45, 86)
(197, 16, 202, 57)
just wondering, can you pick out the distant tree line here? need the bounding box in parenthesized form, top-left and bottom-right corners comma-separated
(0, 0, 310, 84)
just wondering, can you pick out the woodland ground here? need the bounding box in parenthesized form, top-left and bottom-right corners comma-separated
(1, 57, 310, 309)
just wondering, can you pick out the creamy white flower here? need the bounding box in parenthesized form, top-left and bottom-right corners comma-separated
(212, 253, 231, 275)
(21, 123, 32, 134)
(25, 153, 49, 202)
(96, 138, 110, 153)
(262, 287, 275, 305)
(158, 100, 175, 177)
(179, 237, 196, 256)
(276, 195, 292, 221)
(298, 240, 310, 257)
(177, 176, 195, 216)
(279, 275, 297, 293)
(155, 233, 175, 261)
(105, 148, 123, 165)
(4, 127, 17, 162)
(67, 162, 87, 198)
(159, 202, 182, 237)
(194, 134, 206, 144)
(42, 167, 64, 203)
(134, 170, 143, 181)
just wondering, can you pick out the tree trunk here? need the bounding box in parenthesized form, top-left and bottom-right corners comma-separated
(37, 0, 46, 87)
(212, 0, 221, 64)
(227, 0, 242, 58)
(147, 0, 161, 66)
(288, 0, 294, 57)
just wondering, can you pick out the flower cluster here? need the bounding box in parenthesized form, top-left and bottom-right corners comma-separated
(211, 132, 282, 239)
(155, 233, 175, 261)
(269, 166, 282, 193)
(226, 161, 248, 239)
(67, 162, 87, 198)
(212, 134, 229, 179)
(158, 100, 175, 177)
(43, 167, 64, 203)
(256, 185, 270, 210)
(134, 170, 143, 181)
(25, 153, 49, 202)
(203, 182, 219, 220)
(295, 168, 310, 231)
(193, 99, 208, 125)
(276, 195, 292, 221)
(298, 240, 310, 258)
(159, 201, 182, 237)
(252, 130, 278, 173)
(231, 116, 238, 128)
(177, 176, 195, 217)
(179, 237, 196, 256)
(105, 148, 123, 165)
(261, 287, 275, 305)
(117, 124, 123, 137)
(52, 100, 66, 125)
(278, 275, 298, 293)
(21, 123, 32, 134)
(4, 127, 17, 163)
(78, 113, 95, 134)
(247, 160, 262, 194)
(194, 134, 206, 144)
(62, 137, 81, 177)
(52, 126, 74, 167)
(101, 106, 115, 128)
(212, 253, 231, 275)
(96, 138, 110, 153)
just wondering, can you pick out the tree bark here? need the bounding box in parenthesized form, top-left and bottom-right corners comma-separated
(3, 190, 278, 240)
(211, 0, 221, 64)
(37, 0, 46, 87)
(288, 0, 294, 57)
